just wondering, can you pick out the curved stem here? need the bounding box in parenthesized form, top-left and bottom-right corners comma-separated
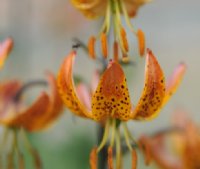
(123, 123, 133, 151)
(97, 119, 110, 152)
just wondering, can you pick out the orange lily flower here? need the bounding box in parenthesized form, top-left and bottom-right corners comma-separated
(139, 113, 200, 169)
(0, 72, 63, 168)
(0, 37, 13, 69)
(71, 0, 148, 60)
(0, 72, 63, 132)
(57, 49, 186, 168)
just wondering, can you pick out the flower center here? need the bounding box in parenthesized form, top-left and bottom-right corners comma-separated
(90, 118, 138, 169)
(88, 0, 145, 62)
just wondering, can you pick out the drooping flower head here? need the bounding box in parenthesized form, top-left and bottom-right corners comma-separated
(57, 49, 186, 168)
(0, 73, 63, 168)
(139, 112, 200, 169)
(71, 0, 148, 61)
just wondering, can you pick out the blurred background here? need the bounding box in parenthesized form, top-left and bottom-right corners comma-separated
(0, 0, 200, 168)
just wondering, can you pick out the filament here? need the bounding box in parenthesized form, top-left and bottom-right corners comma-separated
(97, 119, 110, 152)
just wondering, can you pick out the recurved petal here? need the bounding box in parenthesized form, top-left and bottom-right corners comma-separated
(163, 63, 186, 105)
(91, 60, 132, 121)
(57, 51, 92, 118)
(5, 92, 50, 130)
(0, 80, 22, 120)
(132, 49, 165, 120)
(0, 38, 13, 69)
(123, 0, 149, 17)
(70, 0, 107, 19)
(25, 72, 64, 131)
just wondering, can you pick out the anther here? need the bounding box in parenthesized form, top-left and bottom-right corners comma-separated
(122, 53, 130, 63)
(120, 27, 129, 52)
(137, 29, 145, 56)
(131, 149, 137, 169)
(100, 33, 108, 59)
(113, 41, 119, 62)
(90, 147, 98, 169)
(107, 146, 113, 169)
(88, 36, 96, 59)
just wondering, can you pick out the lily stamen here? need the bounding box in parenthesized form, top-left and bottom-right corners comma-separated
(88, 36, 96, 59)
(108, 146, 114, 169)
(90, 147, 98, 169)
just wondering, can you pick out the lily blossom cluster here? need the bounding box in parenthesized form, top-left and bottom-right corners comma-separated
(0, 38, 63, 168)
(139, 112, 200, 169)
(57, 48, 186, 168)
(71, 0, 148, 62)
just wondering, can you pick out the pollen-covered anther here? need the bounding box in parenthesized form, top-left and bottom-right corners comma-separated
(90, 147, 98, 169)
(131, 149, 138, 169)
(137, 29, 145, 56)
(113, 41, 119, 62)
(120, 27, 129, 52)
(88, 36, 96, 59)
(108, 146, 113, 169)
(100, 32, 108, 59)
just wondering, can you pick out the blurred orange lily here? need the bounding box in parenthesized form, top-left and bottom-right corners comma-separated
(71, 0, 148, 60)
(0, 72, 63, 132)
(0, 72, 63, 168)
(139, 113, 200, 169)
(57, 49, 186, 168)
(0, 37, 13, 69)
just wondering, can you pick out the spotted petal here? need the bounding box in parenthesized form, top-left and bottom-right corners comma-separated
(132, 49, 165, 120)
(57, 51, 91, 118)
(92, 61, 131, 121)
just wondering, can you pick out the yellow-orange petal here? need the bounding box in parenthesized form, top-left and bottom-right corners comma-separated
(137, 29, 145, 56)
(91, 60, 131, 121)
(163, 63, 186, 105)
(26, 72, 64, 131)
(57, 51, 91, 118)
(132, 49, 165, 120)
(0, 38, 13, 69)
(71, 0, 107, 19)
